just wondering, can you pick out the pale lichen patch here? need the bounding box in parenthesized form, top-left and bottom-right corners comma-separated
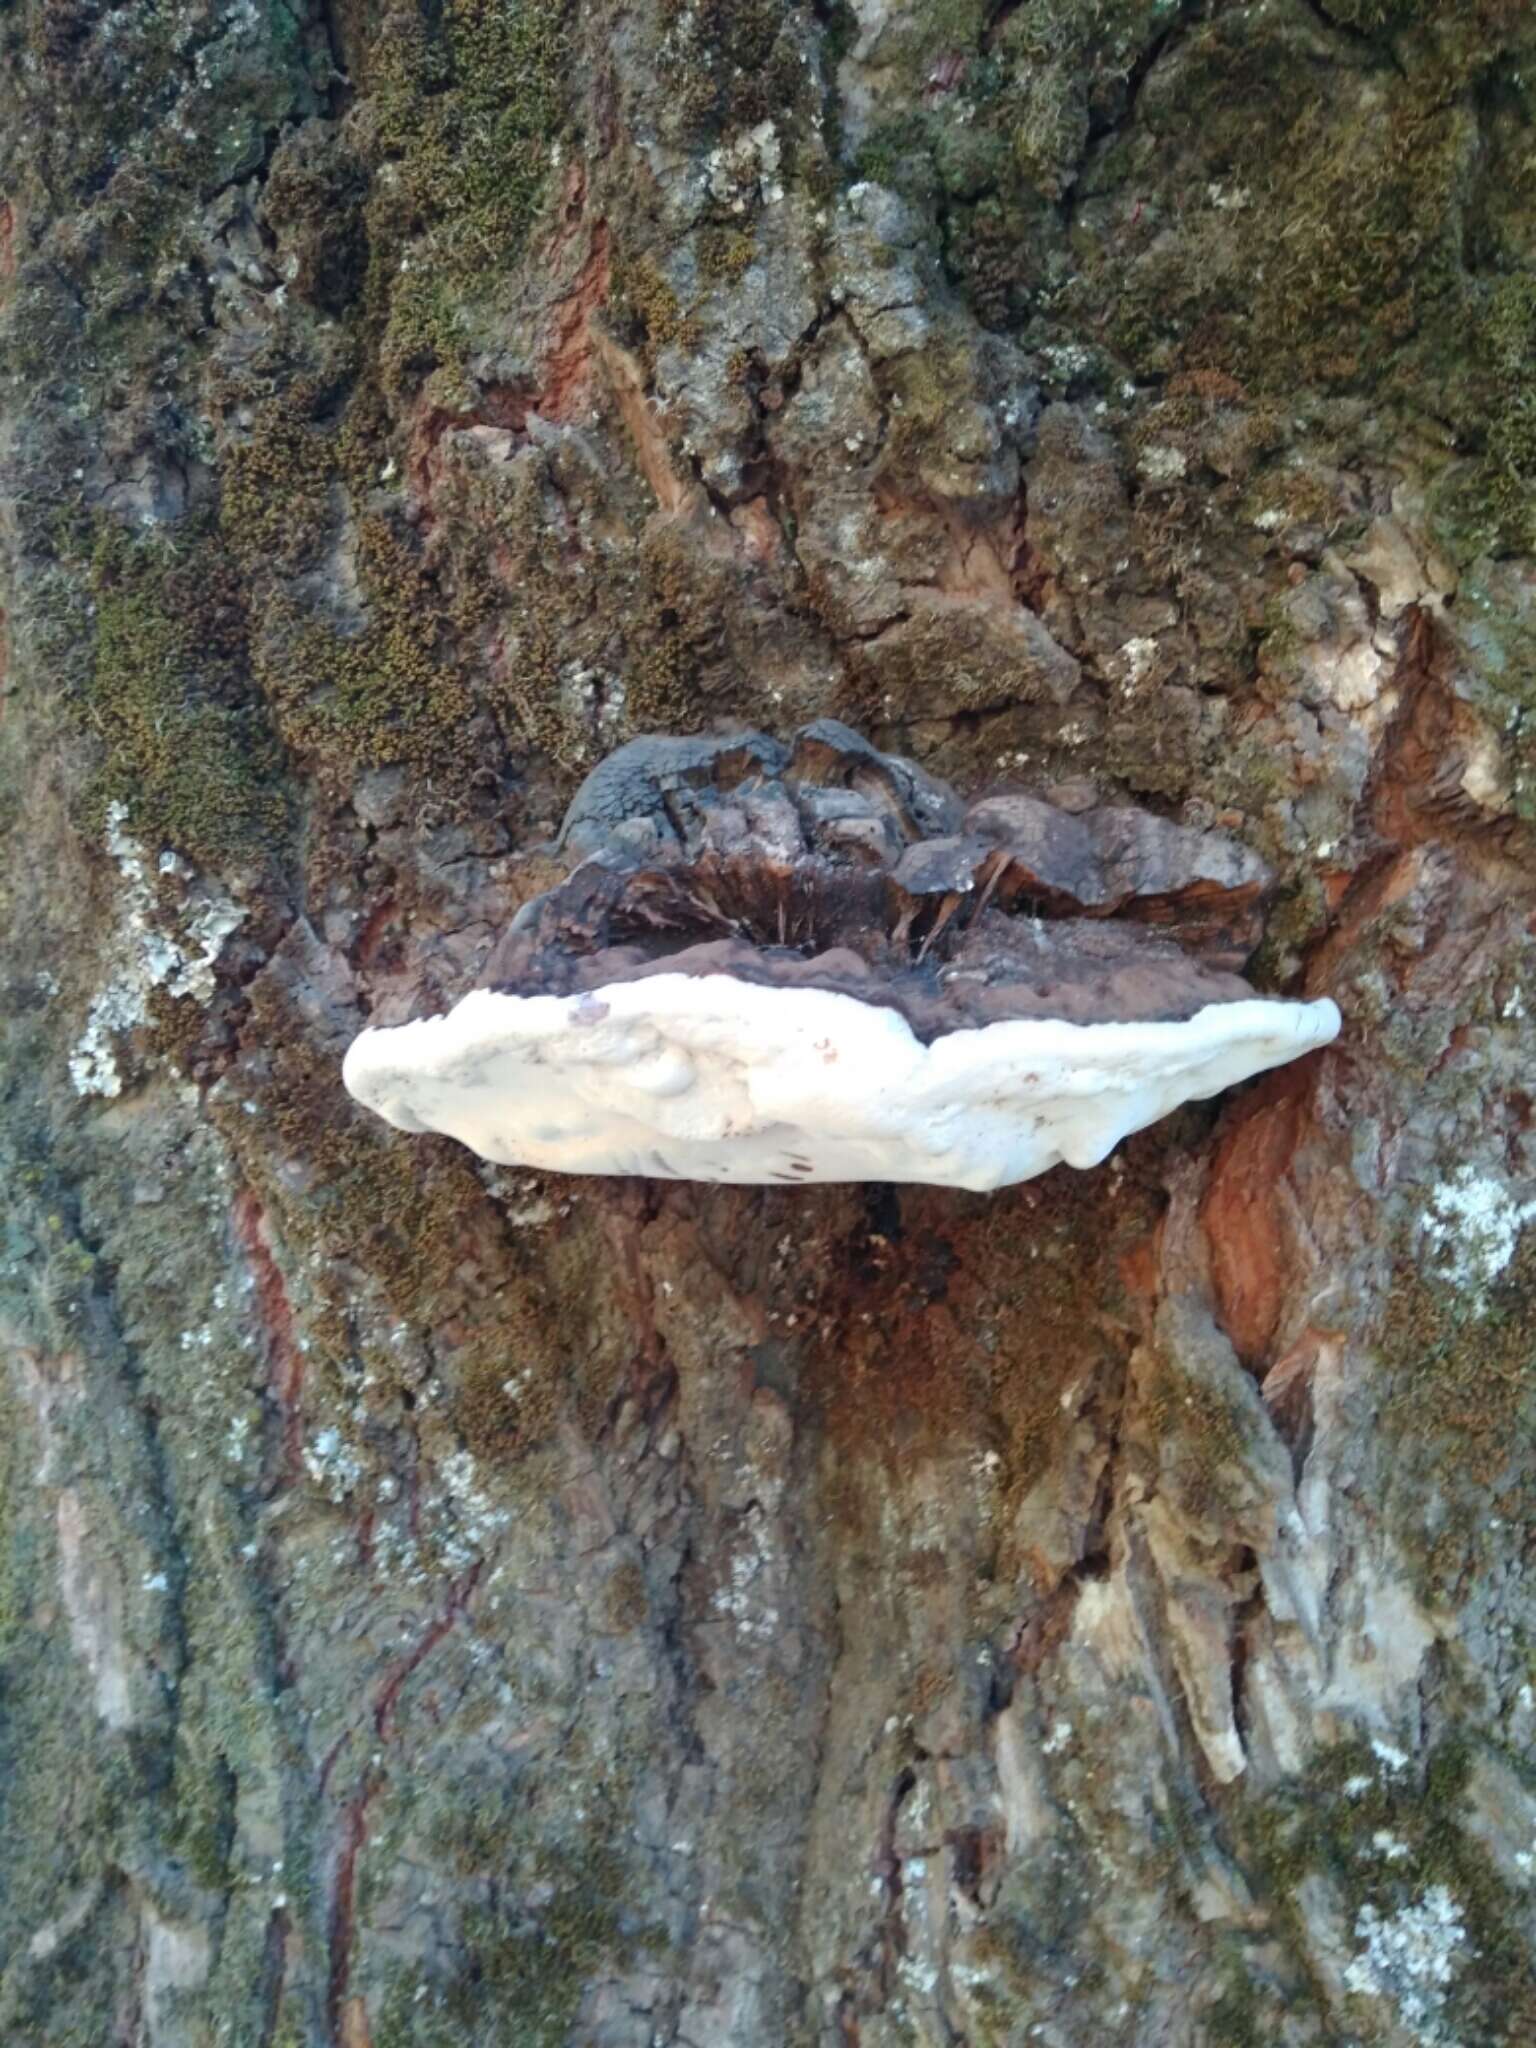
(1344, 1886, 1466, 2042)
(70, 802, 244, 1099)
(301, 1426, 363, 1503)
(1423, 1164, 1536, 1304)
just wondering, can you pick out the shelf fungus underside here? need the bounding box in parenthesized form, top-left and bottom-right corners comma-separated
(343, 724, 1340, 1190)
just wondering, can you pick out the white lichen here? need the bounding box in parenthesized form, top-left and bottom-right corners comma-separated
(70, 803, 244, 1099)
(302, 1427, 364, 1504)
(1423, 1164, 1536, 1301)
(1039, 342, 1097, 383)
(710, 1511, 781, 1642)
(1138, 444, 1188, 483)
(435, 1449, 512, 1567)
(1117, 636, 1159, 691)
(1344, 1886, 1465, 2040)
(704, 119, 783, 211)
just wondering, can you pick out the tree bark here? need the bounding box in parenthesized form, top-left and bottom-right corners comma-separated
(3, 1, 1536, 2043)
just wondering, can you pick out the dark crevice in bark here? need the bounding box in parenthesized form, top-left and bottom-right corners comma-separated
(255, 1904, 292, 2048)
(1299, 0, 1410, 80)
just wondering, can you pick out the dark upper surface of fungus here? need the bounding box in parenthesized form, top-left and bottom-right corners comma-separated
(484, 719, 1276, 1039)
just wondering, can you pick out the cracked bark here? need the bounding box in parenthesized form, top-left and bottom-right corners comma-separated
(3, 0, 1536, 2045)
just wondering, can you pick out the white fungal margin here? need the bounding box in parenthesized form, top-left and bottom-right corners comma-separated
(343, 975, 1341, 1191)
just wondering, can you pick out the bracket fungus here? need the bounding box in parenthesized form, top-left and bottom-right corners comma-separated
(343, 723, 1340, 1190)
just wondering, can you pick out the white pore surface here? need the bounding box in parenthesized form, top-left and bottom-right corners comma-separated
(343, 974, 1341, 1190)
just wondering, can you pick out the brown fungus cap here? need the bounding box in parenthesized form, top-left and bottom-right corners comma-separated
(483, 719, 1274, 1037)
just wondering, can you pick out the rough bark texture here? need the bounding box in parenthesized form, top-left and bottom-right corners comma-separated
(3, 1, 1536, 2043)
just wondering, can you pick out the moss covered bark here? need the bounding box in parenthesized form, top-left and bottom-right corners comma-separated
(2, 0, 1536, 2042)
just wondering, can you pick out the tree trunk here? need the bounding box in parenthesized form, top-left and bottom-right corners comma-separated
(3, 0, 1536, 2042)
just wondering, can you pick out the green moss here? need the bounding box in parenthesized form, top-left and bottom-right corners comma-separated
(214, 986, 495, 1330)
(848, 0, 1172, 331)
(1432, 274, 1536, 559)
(992, 0, 1172, 203)
(169, 1745, 238, 1892)
(143, 987, 216, 1082)
(655, 0, 813, 142)
(74, 525, 286, 865)
(1375, 1229, 1536, 1599)
(852, 110, 941, 196)
(601, 1560, 649, 1632)
(1247, 870, 1330, 990)
(896, 0, 990, 60)
(1386, 1234, 1536, 1455)
(377, 272, 476, 410)
(211, 983, 625, 1460)
(621, 531, 730, 734)
(1100, 680, 1201, 803)
(0, 1376, 29, 1666)
(877, 340, 983, 475)
(1241, 1734, 1536, 2044)
(608, 254, 701, 371)
(211, 994, 504, 1435)
(1319, 0, 1421, 27)
(697, 225, 757, 287)
(15, 0, 319, 214)
(251, 516, 489, 792)
(496, 607, 585, 768)
(945, 192, 1055, 330)
(360, 0, 571, 401)
(451, 1874, 620, 2041)
(216, 372, 513, 809)
(220, 384, 340, 578)
(1140, 1361, 1249, 1525)
(1095, 242, 1202, 380)
(1201, 1966, 1273, 2048)
(1240, 86, 1471, 393)
(375, 1793, 652, 2048)
(262, 125, 370, 315)
(452, 1312, 563, 1462)
(1056, 0, 1535, 485)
